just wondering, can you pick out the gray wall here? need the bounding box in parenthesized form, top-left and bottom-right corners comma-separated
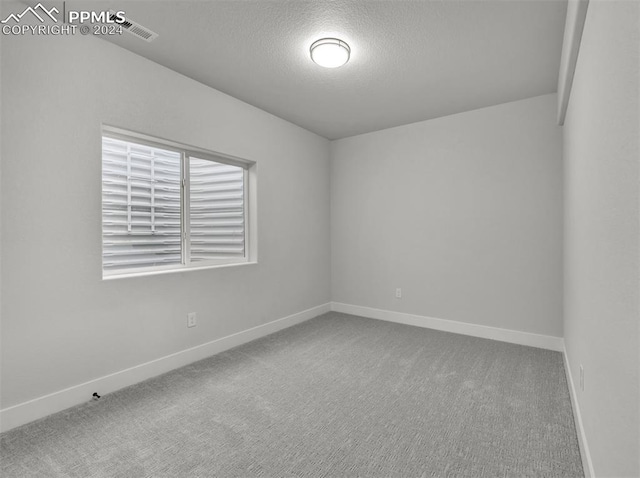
(563, 1, 640, 476)
(331, 94, 563, 337)
(1, 30, 331, 408)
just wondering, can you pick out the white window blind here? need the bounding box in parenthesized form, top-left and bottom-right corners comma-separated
(189, 158, 245, 262)
(102, 137, 182, 272)
(101, 133, 250, 277)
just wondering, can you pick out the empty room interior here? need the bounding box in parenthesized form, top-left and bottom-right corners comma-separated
(1, 0, 638, 476)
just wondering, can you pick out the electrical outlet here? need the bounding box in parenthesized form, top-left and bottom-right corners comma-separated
(187, 312, 197, 328)
(395, 288, 402, 299)
(580, 364, 584, 392)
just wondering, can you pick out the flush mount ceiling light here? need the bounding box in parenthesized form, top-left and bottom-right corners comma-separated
(310, 38, 350, 68)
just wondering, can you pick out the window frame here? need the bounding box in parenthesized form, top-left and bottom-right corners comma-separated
(101, 126, 256, 280)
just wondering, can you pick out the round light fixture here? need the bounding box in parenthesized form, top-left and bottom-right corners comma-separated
(310, 38, 350, 68)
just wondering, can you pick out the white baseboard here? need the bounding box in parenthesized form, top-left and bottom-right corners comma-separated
(330, 302, 564, 351)
(0, 303, 331, 433)
(563, 349, 595, 478)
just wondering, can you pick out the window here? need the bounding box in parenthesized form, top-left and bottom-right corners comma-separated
(101, 128, 254, 278)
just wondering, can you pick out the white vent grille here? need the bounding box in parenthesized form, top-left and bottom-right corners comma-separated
(109, 11, 158, 42)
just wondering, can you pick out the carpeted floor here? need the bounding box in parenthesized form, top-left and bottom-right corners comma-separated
(1, 312, 583, 477)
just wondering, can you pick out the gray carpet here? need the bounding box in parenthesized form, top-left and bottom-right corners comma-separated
(1, 312, 583, 477)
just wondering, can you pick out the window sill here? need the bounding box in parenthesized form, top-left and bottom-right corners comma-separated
(102, 261, 258, 281)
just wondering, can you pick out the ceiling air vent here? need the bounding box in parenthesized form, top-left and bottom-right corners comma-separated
(109, 11, 158, 42)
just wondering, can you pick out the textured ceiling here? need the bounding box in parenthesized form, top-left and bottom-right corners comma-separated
(64, 0, 567, 140)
